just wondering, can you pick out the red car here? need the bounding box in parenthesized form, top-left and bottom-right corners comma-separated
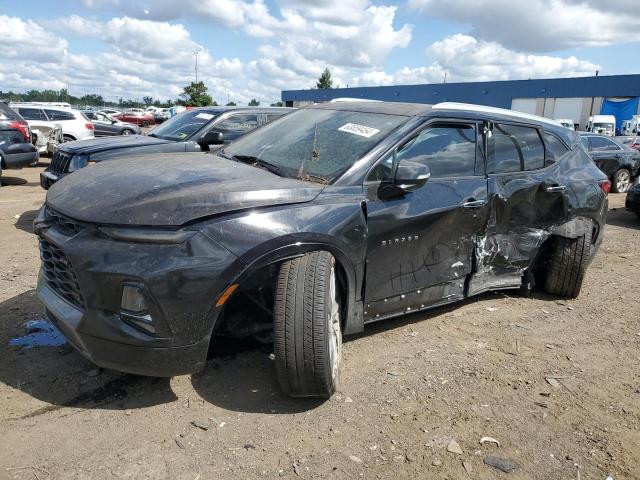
(620, 136, 640, 153)
(113, 111, 155, 128)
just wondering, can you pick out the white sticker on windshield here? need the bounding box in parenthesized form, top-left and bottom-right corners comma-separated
(195, 113, 214, 120)
(338, 123, 380, 138)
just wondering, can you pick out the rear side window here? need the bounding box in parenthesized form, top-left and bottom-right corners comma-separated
(18, 108, 47, 121)
(543, 132, 570, 165)
(589, 136, 620, 151)
(489, 124, 544, 173)
(393, 123, 480, 178)
(45, 110, 75, 121)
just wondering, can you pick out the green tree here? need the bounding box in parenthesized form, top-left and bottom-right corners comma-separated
(226, 101, 237, 106)
(248, 98, 260, 106)
(143, 96, 154, 106)
(180, 81, 213, 107)
(316, 68, 333, 89)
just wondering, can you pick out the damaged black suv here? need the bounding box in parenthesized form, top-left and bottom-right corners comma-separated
(34, 101, 609, 398)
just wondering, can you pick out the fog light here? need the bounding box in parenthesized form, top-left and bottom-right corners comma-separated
(120, 285, 156, 335)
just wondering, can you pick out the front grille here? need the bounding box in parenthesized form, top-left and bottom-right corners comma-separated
(39, 239, 85, 309)
(47, 207, 84, 236)
(49, 151, 72, 174)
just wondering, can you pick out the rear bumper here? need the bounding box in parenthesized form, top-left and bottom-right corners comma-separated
(38, 274, 210, 377)
(2, 148, 38, 169)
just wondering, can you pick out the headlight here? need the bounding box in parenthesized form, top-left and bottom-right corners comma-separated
(67, 154, 89, 172)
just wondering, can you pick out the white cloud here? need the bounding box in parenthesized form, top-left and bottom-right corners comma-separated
(0, 15, 68, 60)
(408, 0, 640, 51)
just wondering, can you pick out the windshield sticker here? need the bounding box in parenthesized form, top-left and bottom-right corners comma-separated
(195, 113, 214, 120)
(338, 123, 380, 138)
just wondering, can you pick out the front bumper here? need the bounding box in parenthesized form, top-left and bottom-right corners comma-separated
(40, 170, 62, 190)
(35, 209, 242, 376)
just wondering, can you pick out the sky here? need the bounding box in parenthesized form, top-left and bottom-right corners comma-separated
(0, 0, 639, 105)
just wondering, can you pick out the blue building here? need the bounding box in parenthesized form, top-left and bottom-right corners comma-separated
(282, 74, 640, 133)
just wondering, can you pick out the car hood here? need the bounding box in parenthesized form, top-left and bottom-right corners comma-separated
(60, 134, 172, 155)
(46, 153, 324, 226)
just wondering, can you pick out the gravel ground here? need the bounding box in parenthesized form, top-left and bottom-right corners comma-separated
(0, 162, 638, 480)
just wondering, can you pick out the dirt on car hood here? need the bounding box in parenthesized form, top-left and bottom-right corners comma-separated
(46, 153, 324, 226)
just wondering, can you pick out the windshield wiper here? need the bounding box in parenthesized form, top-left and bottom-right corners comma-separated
(232, 155, 286, 177)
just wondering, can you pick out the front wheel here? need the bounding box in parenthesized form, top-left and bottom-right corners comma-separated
(121, 129, 134, 136)
(612, 168, 631, 193)
(273, 251, 342, 398)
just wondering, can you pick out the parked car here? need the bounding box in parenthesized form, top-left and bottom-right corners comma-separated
(625, 178, 640, 219)
(586, 115, 616, 136)
(618, 136, 640, 154)
(82, 111, 141, 136)
(10, 104, 94, 150)
(99, 109, 122, 116)
(555, 118, 575, 130)
(0, 102, 39, 180)
(40, 106, 293, 189)
(112, 111, 155, 127)
(580, 133, 640, 193)
(34, 101, 609, 398)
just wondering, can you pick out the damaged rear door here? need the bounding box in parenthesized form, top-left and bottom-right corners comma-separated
(363, 120, 489, 321)
(468, 122, 568, 295)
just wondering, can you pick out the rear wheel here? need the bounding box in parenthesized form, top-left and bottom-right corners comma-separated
(121, 129, 134, 136)
(544, 230, 592, 298)
(273, 251, 342, 398)
(612, 168, 631, 193)
(141, 121, 150, 128)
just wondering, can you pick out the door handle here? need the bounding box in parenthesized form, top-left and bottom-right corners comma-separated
(545, 185, 567, 192)
(461, 199, 487, 208)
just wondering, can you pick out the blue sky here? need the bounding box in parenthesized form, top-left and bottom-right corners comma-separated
(1, 0, 638, 104)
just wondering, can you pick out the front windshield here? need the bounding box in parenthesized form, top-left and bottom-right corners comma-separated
(223, 108, 407, 183)
(593, 123, 613, 129)
(148, 110, 218, 141)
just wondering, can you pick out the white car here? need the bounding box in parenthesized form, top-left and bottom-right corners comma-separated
(10, 104, 94, 152)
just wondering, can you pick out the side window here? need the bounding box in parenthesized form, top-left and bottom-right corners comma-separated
(266, 113, 285, 123)
(589, 136, 620, 151)
(580, 136, 589, 150)
(45, 110, 75, 121)
(543, 132, 570, 165)
(394, 123, 479, 178)
(489, 124, 544, 173)
(18, 108, 46, 121)
(213, 114, 258, 141)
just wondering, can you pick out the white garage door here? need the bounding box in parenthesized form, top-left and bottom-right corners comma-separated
(552, 98, 583, 124)
(511, 98, 537, 115)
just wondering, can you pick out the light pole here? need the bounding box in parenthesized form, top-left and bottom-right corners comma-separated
(193, 50, 200, 84)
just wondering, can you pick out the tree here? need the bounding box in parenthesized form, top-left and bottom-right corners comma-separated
(180, 81, 213, 107)
(248, 98, 260, 106)
(143, 96, 154, 106)
(270, 101, 283, 107)
(316, 68, 333, 89)
(226, 101, 237, 106)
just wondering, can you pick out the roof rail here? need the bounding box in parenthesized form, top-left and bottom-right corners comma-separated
(432, 102, 563, 127)
(329, 98, 382, 103)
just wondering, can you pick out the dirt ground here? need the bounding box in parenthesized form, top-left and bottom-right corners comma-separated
(0, 161, 638, 480)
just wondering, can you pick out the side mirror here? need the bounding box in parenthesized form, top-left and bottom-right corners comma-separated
(198, 130, 224, 147)
(394, 159, 430, 192)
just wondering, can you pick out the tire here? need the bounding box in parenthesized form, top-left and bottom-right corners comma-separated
(544, 230, 592, 298)
(62, 134, 76, 143)
(273, 251, 342, 398)
(121, 129, 134, 136)
(611, 168, 631, 193)
(141, 121, 149, 128)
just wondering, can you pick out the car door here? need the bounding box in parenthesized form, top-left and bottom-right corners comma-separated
(584, 135, 623, 178)
(93, 113, 116, 136)
(467, 121, 568, 295)
(363, 119, 489, 320)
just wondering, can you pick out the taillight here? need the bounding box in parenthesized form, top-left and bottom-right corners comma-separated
(599, 180, 611, 196)
(9, 120, 30, 142)
(85, 123, 95, 130)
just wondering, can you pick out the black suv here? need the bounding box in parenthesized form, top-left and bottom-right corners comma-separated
(40, 106, 293, 189)
(579, 133, 640, 193)
(34, 101, 609, 398)
(0, 101, 39, 180)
